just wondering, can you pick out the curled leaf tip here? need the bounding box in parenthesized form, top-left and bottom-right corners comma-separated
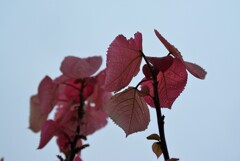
(184, 61, 207, 79)
(147, 133, 160, 141)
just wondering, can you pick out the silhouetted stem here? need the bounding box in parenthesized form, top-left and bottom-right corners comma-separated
(66, 126, 80, 161)
(140, 51, 170, 160)
(78, 80, 85, 120)
(64, 79, 87, 161)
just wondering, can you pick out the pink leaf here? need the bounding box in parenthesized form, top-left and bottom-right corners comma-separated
(147, 56, 174, 72)
(154, 29, 207, 79)
(56, 133, 82, 154)
(185, 61, 207, 79)
(54, 103, 75, 124)
(105, 32, 143, 92)
(29, 95, 48, 132)
(0, 158, 4, 161)
(56, 133, 70, 154)
(142, 64, 153, 80)
(74, 155, 83, 161)
(38, 120, 60, 149)
(142, 59, 187, 108)
(138, 85, 150, 97)
(154, 29, 182, 60)
(54, 104, 78, 137)
(60, 56, 102, 79)
(38, 76, 58, 115)
(81, 105, 108, 136)
(105, 87, 150, 136)
(87, 69, 112, 111)
(64, 78, 96, 102)
(54, 75, 69, 84)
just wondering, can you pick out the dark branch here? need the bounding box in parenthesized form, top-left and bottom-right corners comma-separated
(140, 50, 170, 160)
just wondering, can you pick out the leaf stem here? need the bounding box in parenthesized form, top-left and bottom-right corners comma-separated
(140, 51, 170, 160)
(64, 79, 87, 161)
(78, 79, 85, 120)
(135, 79, 151, 89)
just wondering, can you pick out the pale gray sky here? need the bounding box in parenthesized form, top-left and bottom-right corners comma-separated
(0, 0, 240, 161)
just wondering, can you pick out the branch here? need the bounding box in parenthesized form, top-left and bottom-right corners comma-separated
(65, 79, 88, 161)
(140, 51, 170, 160)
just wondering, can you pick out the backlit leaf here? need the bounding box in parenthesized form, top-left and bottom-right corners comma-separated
(105, 87, 150, 136)
(147, 56, 174, 72)
(87, 69, 112, 111)
(142, 64, 153, 80)
(105, 32, 143, 92)
(56, 133, 70, 154)
(154, 29, 182, 60)
(60, 56, 102, 79)
(74, 155, 83, 161)
(185, 61, 207, 79)
(154, 29, 207, 79)
(142, 59, 187, 108)
(29, 95, 48, 133)
(38, 76, 58, 115)
(138, 85, 149, 97)
(64, 78, 95, 102)
(80, 105, 108, 136)
(38, 120, 60, 149)
(152, 142, 162, 158)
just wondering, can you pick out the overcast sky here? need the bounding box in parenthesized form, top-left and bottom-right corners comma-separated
(0, 0, 240, 161)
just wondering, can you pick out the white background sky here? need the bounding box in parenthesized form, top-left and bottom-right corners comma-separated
(0, 0, 240, 161)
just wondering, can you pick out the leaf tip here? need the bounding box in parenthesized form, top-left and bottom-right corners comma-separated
(146, 133, 160, 141)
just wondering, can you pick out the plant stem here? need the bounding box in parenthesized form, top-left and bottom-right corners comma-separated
(65, 79, 86, 161)
(140, 51, 170, 160)
(66, 126, 81, 161)
(152, 79, 169, 160)
(78, 79, 85, 120)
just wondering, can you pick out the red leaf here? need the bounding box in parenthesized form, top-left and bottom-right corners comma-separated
(105, 87, 150, 136)
(87, 69, 112, 111)
(60, 56, 102, 79)
(38, 120, 60, 149)
(154, 29, 182, 60)
(29, 95, 48, 133)
(105, 32, 143, 92)
(138, 85, 150, 97)
(147, 56, 174, 72)
(64, 78, 96, 102)
(185, 61, 207, 79)
(154, 29, 207, 79)
(54, 103, 78, 137)
(38, 76, 58, 115)
(54, 74, 69, 84)
(80, 105, 108, 136)
(56, 133, 83, 154)
(56, 133, 70, 154)
(142, 64, 153, 80)
(142, 59, 187, 108)
(74, 155, 83, 161)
